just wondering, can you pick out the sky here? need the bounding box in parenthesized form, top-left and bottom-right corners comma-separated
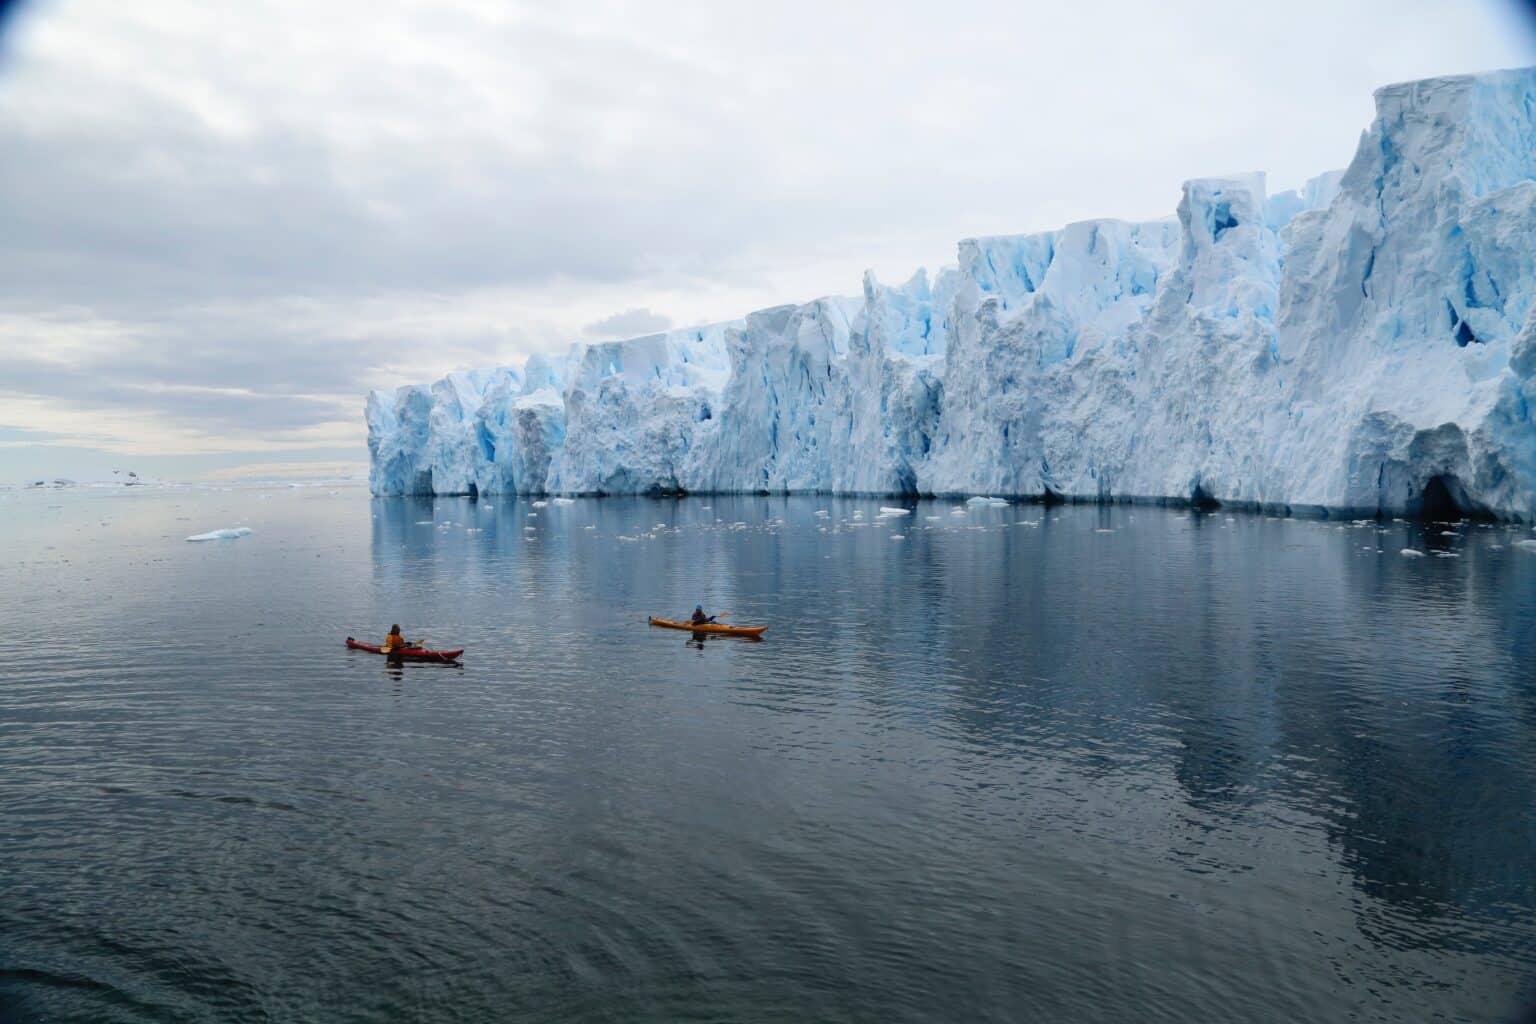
(0, 0, 1533, 483)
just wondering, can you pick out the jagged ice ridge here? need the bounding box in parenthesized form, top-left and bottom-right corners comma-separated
(368, 67, 1536, 519)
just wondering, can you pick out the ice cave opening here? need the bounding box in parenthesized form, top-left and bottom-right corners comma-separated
(1411, 474, 1493, 521)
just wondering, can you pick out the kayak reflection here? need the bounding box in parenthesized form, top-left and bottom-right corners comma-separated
(683, 630, 765, 651)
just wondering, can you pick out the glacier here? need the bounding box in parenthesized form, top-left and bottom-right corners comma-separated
(369, 67, 1536, 519)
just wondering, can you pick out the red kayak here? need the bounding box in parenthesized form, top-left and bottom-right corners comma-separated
(345, 637, 464, 663)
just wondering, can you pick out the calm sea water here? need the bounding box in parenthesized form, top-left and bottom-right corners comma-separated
(3, 486, 1536, 1022)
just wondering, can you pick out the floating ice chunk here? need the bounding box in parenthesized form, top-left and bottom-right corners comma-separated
(186, 528, 252, 542)
(878, 507, 912, 516)
(890, 534, 906, 540)
(815, 510, 830, 518)
(1400, 549, 1425, 557)
(1514, 539, 1536, 551)
(532, 500, 549, 508)
(415, 520, 433, 525)
(552, 497, 576, 505)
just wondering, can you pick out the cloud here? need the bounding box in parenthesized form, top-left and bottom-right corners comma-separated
(0, 0, 1528, 480)
(197, 459, 367, 481)
(0, 424, 73, 444)
(582, 307, 673, 339)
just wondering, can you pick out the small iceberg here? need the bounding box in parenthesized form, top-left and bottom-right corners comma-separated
(186, 527, 252, 542)
(552, 497, 576, 505)
(1400, 548, 1425, 558)
(878, 507, 912, 517)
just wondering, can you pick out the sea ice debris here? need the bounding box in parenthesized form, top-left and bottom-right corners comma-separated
(186, 528, 252, 542)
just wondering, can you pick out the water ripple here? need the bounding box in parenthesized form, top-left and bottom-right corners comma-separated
(2, 490, 1534, 1021)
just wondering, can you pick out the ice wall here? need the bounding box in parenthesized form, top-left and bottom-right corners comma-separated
(368, 67, 1536, 519)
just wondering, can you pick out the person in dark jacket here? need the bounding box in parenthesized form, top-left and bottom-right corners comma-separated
(690, 605, 716, 626)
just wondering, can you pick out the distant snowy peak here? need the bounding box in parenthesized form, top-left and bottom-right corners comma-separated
(369, 66, 1536, 520)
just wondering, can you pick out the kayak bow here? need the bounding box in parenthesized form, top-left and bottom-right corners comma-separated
(345, 637, 464, 662)
(648, 617, 767, 637)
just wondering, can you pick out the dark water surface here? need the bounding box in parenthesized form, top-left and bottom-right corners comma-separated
(3, 486, 1536, 1022)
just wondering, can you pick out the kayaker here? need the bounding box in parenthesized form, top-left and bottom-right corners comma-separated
(690, 605, 716, 626)
(382, 624, 410, 653)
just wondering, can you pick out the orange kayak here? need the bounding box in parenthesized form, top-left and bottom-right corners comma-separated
(649, 617, 767, 637)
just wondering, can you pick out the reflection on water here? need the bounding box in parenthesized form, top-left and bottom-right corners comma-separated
(2, 487, 1535, 1022)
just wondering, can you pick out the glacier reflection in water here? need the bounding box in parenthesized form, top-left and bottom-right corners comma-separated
(2, 487, 1535, 1022)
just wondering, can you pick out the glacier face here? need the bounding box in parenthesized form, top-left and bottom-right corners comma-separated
(369, 67, 1536, 519)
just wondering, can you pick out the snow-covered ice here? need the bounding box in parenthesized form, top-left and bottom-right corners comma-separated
(368, 68, 1536, 519)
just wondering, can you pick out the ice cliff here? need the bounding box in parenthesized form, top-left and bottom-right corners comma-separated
(369, 67, 1536, 519)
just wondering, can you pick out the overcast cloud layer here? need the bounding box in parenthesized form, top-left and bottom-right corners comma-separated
(0, 0, 1532, 481)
